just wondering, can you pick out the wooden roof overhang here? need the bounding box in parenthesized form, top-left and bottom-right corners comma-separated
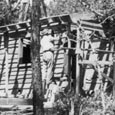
(0, 13, 105, 38)
(0, 14, 73, 38)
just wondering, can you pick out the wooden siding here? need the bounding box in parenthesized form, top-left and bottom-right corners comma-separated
(0, 36, 32, 98)
(0, 36, 65, 98)
(0, 15, 113, 99)
(0, 34, 113, 96)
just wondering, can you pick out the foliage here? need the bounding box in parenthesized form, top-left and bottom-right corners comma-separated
(52, 87, 115, 115)
(0, 0, 32, 25)
(47, 0, 84, 16)
(79, 90, 115, 115)
(0, 0, 9, 25)
(0, 0, 17, 24)
(51, 89, 80, 115)
(47, 0, 115, 23)
(1, 0, 115, 26)
(46, 0, 115, 40)
(55, 91, 72, 114)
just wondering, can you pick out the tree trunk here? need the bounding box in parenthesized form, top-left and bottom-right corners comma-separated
(31, 0, 44, 115)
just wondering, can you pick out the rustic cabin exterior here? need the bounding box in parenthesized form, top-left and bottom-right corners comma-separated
(0, 13, 114, 106)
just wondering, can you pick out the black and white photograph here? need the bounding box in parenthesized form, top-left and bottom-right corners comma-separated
(0, 0, 115, 115)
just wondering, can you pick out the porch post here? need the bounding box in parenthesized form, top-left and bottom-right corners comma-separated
(113, 40, 115, 97)
(4, 32, 9, 97)
(75, 26, 80, 96)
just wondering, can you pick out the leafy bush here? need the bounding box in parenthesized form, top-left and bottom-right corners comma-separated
(53, 88, 115, 115)
(79, 90, 115, 115)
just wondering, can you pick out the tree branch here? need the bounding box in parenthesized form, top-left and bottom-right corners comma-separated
(79, 0, 103, 16)
(100, 13, 115, 24)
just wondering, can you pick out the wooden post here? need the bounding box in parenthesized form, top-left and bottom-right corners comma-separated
(75, 27, 80, 96)
(67, 32, 71, 89)
(31, 0, 44, 114)
(5, 48, 9, 97)
(4, 32, 9, 97)
(113, 40, 115, 97)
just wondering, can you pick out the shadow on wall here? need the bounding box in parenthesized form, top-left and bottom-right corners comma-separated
(0, 35, 32, 97)
(82, 37, 113, 95)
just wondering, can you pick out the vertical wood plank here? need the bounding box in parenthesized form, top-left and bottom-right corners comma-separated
(113, 40, 115, 97)
(75, 27, 80, 96)
(4, 32, 9, 97)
